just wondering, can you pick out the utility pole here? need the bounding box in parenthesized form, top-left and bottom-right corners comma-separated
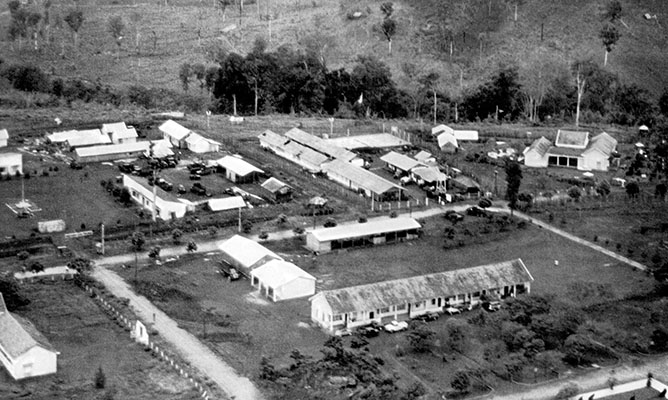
(237, 207, 241, 232)
(494, 170, 498, 197)
(100, 224, 105, 255)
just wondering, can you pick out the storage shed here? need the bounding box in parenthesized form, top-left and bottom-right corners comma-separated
(306, 217, 421, 253)
(322, 159, 403, 201)
(250, 260, 316, 302)
(159, 120, 191, 148)
(0, 152, 22, 176)
(74, 142, 150, 163)
(216, 155, 264, 183)
(261, 177, 293, 203)
(217, 235, 283, 276)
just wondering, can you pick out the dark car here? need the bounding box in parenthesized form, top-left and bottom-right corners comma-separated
(414, 312, 441, 322)
(191, 183, 207, 195)
(118, 163, 134, 173)
(218, 261, 240, 281)
(444, 210, 465, 223)
(358, 322, 382, 338)
(156, 178, 173, 192)
(69, 161, 83, 170)
(189, 173, 202, 180)
(466, 206, 489, 217)
(177, 184, 187, 194)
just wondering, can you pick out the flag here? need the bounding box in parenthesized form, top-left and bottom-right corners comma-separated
(357, 93, 363, 104)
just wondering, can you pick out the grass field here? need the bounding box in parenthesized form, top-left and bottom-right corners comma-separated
(0, 281, 200, 400)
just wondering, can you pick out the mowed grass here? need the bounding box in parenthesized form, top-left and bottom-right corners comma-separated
(0, 155, 137, 238)
(0, 282, 199, 400)
(306, 216, 655, 301)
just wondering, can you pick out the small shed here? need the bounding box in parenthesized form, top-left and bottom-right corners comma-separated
(102, 122, 138, 144)
(65, 129, 112, 148)
(261, 177, 293, 203)
(216, 155, 264, 183)
(0, 129, 8, 147)
(250, 260, 316, 302)
(207, 196, 246, 212)
(437, 132, 458, 153)
(0, 152, 23, 176)
(380, 151, 425, 175)
(185, 133, 221, 153)
(217, 235, 282, 276)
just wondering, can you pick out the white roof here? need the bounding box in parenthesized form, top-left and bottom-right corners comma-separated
(250, 260, 315, 288)
(48, 130, 82, 143)
(159, 120, 191, 141)
(66, 129, 112, 147)
(208, 196, 246, 211)
(326, 134, 410, 150)
(216, 155, 264, 176)
(380, 151, 425, 171)
(101, 122, 128, 135)
(75, 141, 150, 158)
(111, 127, 138, 140)
(322, 159, 402, 195)
(431, 124, 455, 136)
(437, 132, 458, 149)
(0, 129, 8, 140)
(453, 130, 479, 141)
(309, 217, 421, 242)
(0, 152, 21, 164)
(217, 235, 282, 269)
(638, 125, 649, 131)
(147, 140, 174, 158)
(186, 133, 221, 152)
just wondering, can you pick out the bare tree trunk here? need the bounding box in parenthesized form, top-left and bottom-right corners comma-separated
(604, 50, 608, 66)
(233, 94, 237, 116)
(433, 90, 437, 125)
(575, 68, 585, 128)
(454, 102, 459, 123)
(388, 39, 392, 54)
(254, 82, 258, 116)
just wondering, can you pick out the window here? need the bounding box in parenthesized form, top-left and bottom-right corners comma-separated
(396, 304, 406, 311)
(333, 314, 342, 321)
(473, 291, 480, 297)
(380, 307, 390, 314)
(431, 299, 436, 305)
(414, 302, 421, 308)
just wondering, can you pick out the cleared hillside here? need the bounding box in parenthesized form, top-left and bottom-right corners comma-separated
(1, 0, 667, 98)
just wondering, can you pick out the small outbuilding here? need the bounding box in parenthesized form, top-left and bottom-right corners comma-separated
(123, 174, 193, 220)
(0, 129, 8, 147)
(437, 132, 458, 153)
(380, 151, 425, 175)
(216, 155, 264, 183)
(65, 129, 112, 148)
(0, 293, 59, 380)
(159, 120, 192, 148)
(207, 196, 246, 212)
(185, 133, 221, 153)
(74, 142, 150, 163)
(250, 260, 316, 302)
(261, 177, 293, 203)
(306, 217, 421, 253)
(102, 122, 138, 144)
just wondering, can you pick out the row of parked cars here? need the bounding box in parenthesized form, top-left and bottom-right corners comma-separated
(334, 301, 501, 337)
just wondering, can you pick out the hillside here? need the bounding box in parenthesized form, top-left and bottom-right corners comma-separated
(0, 0, 667, 99)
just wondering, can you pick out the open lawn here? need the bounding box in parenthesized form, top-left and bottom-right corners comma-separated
(0, 281, 199, 400)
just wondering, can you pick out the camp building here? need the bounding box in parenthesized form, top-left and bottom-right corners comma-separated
(74, 142, 150, 163)
(216, 155, 264, 183)
(0, 293, 59, 380)
(309, 259, 533, 334)
(122, 174, 193, 220)
(250, 260, 316, 302)
(524, 130, 618, 171)
(284, 128, 362, 165)
(306, 217, 421, 253)
(325, 133, 410, 151)
(258, 130, 329, 173)
(322, 159, 403, 201)
(217, 234, 283, 276)
(0, 152, 22, 176)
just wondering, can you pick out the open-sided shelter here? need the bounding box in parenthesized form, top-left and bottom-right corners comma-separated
(380, 151, 425, 175)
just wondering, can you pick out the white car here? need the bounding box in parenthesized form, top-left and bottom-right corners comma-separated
(384, 320, 409, 333)
(334, 328, 352, 337)
(443, 307, 462, 315)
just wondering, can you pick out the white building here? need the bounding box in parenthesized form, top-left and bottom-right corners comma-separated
(217, 235, 283, 276)
(0, 293, 59, 380)
(524, 131, 618, 171)
(0, 152, 23, 176)
(74, 142, 150, 163)
(0, 129, 8, 147)
(122, 174, 193, 220)
(250, 260, 316, 302)
(185, 133, 221, 153)
(216, 155, 264, 183)
(65, 129, 112, 148)
(159, 120, 192, 148)
(310, 259, 533, 334)
(102, 122, 138, 144)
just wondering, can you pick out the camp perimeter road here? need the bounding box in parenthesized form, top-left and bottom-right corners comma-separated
(91, 266, 264, 400)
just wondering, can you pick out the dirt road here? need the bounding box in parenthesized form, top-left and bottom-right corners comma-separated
(92, 266, 264, 400)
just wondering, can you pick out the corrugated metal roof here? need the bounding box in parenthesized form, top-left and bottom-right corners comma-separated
(437, 132, 458, 149)
(555, 130, 589, 148)
(0, 129, 8, 140)
(284, 128, 357, 162)
(525, 137, 553, 157)
(585, 132, 617, 155)
(546, 146, 583, 157)
(250, 260, 315, 288)
(380, 151, 425, 172)
(47, 130, 80, 143)
(216, 155, 264, 176)
(412, 166, 446, 183)
(326, 134, 410, 150)
(413, 151, 433, 162)
(258, 130, 329, 169)
(454, 130, 479, 141)
(159, 120, 191, 141)
(313, 259, 533, 314)
(208, 196, 246, 211)
(75, 141, 150, 158)
(308, 217, 420, 242)
(217, 235, 282, 269)
(0, 294, 56, 358)
(258, 130, 288, 148)
(322, 159, 402, 195)
(111, 127, 138, 140)
(431, 124, 455, 136)
(101, 122, 128, 135)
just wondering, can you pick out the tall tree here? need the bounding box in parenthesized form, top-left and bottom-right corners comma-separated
(572, 60, 592, 127)
(505, 159, 522, 211)
(519, 49, 561, 122)
(419, 72, 441, 125)
(63, 9, 84, 49)
(381, 18, 397, 54)
(380, 2, 394, 18)
(108, 16, 125, 61)
(599, 23, 620, 67)
(179, 63, 192, 92)
(603, 0, 622, 22)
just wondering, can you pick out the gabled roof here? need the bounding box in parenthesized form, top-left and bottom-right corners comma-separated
(261, 177, 291, 193)
(216, 155, 264, 176)
(47, 130, 80, 143)
(0, 293, 57, 359)
(0, 129, 8, 140)
(207, 196, 246, 211)
(159, 120, 191, 141)
(111, 127, 138, 140)
(0, 152, 22, 163)
(309, 217, 421, 242)
(437, 132, 458, 149)
(250, 260, 315, 288)
(66, 129, 112, 147)
(453, 130, 479, 141)
(312, 259, 533, 315)
(147, 140, 174, 158)
(322, 159, 402, 195)
(413, 151, 433, 162)
(584, 132, 617, 156)
(185, 133, 221, 152)
(75, 142, 150, 158)
(258, 130, 329, 169)
(325, 134, 410, 150)
(258, 130, 288, 148)
(555, 130, 589, 149)
(411, 166, 447, 183)
(217, 235, 282, 269)
(431, 124, 455, 136)
(546, 146, 583, 157)
(380, 151, 425, 172)
(101, 122, 128, 135)
(284, 128, 357, 162)
(524, 137, 552, 157)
